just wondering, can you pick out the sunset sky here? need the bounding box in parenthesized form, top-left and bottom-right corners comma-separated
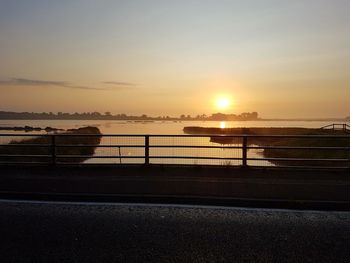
(0, 0, 349, 118)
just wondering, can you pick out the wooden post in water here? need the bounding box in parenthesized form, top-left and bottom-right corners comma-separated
(118, 146, 122, 164)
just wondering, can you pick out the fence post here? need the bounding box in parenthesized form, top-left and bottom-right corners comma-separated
(51, 135, 56, 166)
(242, 135, 248, 167)
(145, 135, 149, 165)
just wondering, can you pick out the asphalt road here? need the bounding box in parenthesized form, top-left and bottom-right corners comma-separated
(0, 200, 349, 263)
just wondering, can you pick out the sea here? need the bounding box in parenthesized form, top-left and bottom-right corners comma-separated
(0, 119, 345, 134)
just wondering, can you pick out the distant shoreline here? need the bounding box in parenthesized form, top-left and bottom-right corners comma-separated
(0, 118, 348, 122)
(0, 110, 348, 122)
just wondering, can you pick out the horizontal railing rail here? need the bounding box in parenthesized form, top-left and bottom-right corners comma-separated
(0, 133, 349, 169)
(1, 133, 350, 139)
(320, 123, 350, 132)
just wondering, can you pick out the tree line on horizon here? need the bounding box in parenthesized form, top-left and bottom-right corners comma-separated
(0, 110, 260, 121)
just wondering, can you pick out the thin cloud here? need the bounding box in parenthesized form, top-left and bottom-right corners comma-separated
(0, 78, 106, 90)
(62, 84, 106, 90)
(103, 81, 136, 86)
(0, 78, 68, 86)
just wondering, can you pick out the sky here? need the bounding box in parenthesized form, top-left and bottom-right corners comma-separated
(0, 0, 349, 118)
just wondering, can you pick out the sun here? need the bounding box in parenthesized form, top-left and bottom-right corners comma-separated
(216, 97, 230, 110)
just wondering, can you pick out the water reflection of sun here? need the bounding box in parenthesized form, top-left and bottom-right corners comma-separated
(220, 121, 226, 129)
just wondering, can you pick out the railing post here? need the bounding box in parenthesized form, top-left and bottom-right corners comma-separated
(242, 135, 248, 167)
(145, 135, 149, 165)
(51, 135, 56, 166)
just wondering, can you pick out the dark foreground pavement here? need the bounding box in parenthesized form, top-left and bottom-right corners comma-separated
(0, 200, 349, 263)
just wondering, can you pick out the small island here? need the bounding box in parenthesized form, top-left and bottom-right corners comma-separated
(184, 126, 350, 167)
(0, 126, 64, 132)
(0, 126, 102, 164)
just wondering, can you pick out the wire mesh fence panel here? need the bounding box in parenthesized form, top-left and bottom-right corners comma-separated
(0, 135, 51, 164)
(149, 136, 242, 166)
(247, 144, 274, 167)
(246, 136, 350, 168)
(0, 134, 348, 168)
(83, 135, 145, 164)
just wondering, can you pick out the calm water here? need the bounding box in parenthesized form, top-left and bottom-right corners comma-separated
(1, 120, 348, 166)
(0, 119, 345, 134)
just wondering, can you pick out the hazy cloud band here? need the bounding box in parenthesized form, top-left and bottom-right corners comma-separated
(0, 78, 105, 90)
(103, 81, 136, 86)
(0, 78, 138, 91)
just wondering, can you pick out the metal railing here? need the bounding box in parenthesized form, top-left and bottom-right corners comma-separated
(320, 123, 350, 132)
(0, 133, 349, 169)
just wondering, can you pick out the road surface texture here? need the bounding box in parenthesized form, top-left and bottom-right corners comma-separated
(0, 200, 349, 262)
